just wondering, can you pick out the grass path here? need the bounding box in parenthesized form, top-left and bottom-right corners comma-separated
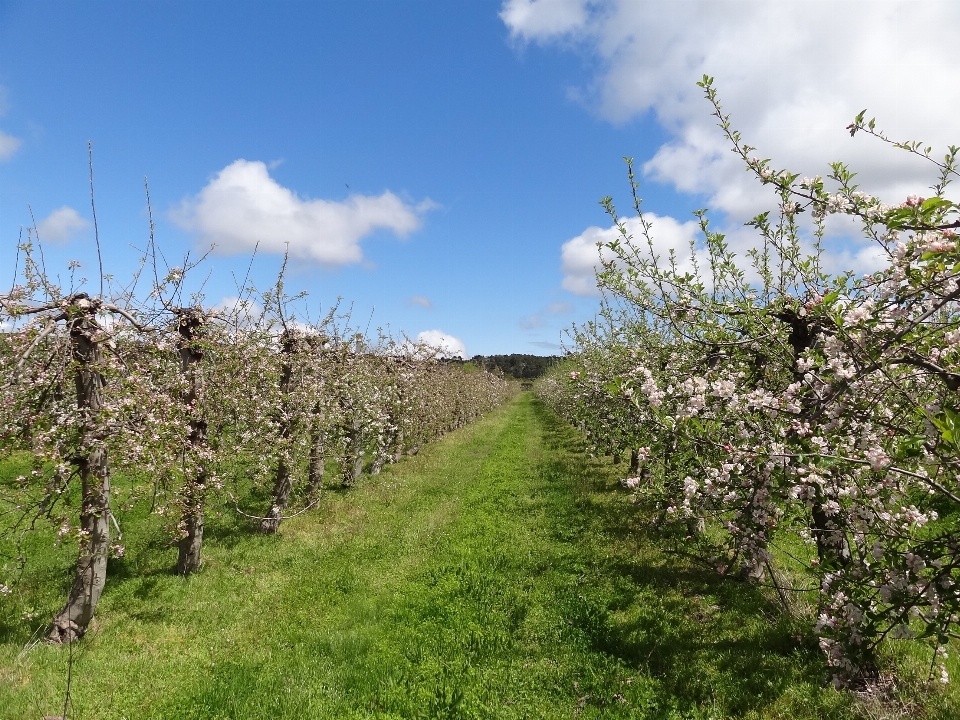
(2, 394, 859, 718)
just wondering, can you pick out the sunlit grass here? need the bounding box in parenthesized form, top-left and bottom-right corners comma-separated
(0, 394, 953, 717)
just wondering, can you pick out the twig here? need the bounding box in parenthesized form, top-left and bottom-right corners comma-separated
(11, 225, 22, 292)
(89, 141, 104, 298)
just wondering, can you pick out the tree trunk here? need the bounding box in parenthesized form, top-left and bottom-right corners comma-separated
(305, 415, 325, 498)
(391, 429, 404, 464)
(340, 419, 363, 487)
(772, 310, 852, 570)
(175, 310, 208, 575)
(262, 332, 298, 533)
(49, 446, 110, 643)
(176, 458, 206, 576)
(370, 437, 386, 475)
(811, 500, 851, 569)
(628, 449, 640, 476)
(686, 515, 706, 537)
(49, 297, 110, 643)
(261, 457, 292, 533)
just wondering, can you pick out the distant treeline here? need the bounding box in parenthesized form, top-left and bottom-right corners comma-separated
(468, 354, 562, 380)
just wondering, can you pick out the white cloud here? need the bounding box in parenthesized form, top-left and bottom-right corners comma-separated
(501, 0, 590, 39)
(35, 206, 89, 243)
(520, 300, 574, 329)
(211, 296, 264, 325)
(0, 129, 22, 162)
(561, 210, 891, 295)
(819, 243, 889, 279)
(408, 294, 433, 309)
(173, 160, 429, 266)
(560, 212, 700, 296)
(416, 329, 467, 359)
(502, 1, 960, 222)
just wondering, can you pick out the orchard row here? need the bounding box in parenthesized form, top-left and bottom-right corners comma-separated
(537, 78, 960, 687)
(0, 247, 513, 643)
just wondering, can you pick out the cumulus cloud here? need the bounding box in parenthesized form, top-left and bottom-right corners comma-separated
(35, 206, 89, 243)
(173, 160, 430, 266)
(502, 1, 960, 221)
(416, 329, 467, 359)
(0, 130, 21, 162)
(408, 295, 433, 309)
(560, 212, 701, 296)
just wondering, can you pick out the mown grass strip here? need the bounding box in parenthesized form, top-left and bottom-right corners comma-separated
(3, 394, 946, 718)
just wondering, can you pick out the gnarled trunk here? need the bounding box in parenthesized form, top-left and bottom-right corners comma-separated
(49, 298, 111, 643)
(176, 310, 208, 575)
(391, 429, 404, 464)
(811, 499, 851, 569)
(370, 444, 386, 475)
(305, 412, 325, 498)
(340, 419, 363, 487)
(261, 457, 293, 533)
(176, 452, 206, 576)
(262, 332, 298, 533)
(774, 309, 851, 571)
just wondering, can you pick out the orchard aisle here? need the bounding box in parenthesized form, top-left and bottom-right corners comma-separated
(5, 393, 853, 719)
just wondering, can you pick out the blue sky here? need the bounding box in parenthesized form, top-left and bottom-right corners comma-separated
(2, 1, 957, 356)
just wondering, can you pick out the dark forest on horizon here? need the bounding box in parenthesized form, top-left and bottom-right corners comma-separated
(468, 354, 561, 379)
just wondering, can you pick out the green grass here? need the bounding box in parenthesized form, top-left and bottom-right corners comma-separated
(0, 394, 952, 718)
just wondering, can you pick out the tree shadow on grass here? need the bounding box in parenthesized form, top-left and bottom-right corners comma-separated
(202, 506, 263, 550)
(529, 398, 840, 718)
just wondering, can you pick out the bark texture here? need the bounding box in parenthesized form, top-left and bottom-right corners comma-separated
(262, 332, 298, 533)
(775, 309, 851, 571)
(175, 309, 208, 575)
(305, 412, 325, 498)
(49, 297, 111, 643)
(340, 419, 364, 487)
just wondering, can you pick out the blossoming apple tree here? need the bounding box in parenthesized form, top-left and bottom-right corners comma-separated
(538, 77, 960, 686)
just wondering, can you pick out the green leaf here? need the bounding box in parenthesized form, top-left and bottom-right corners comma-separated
(821, 289, 841, 306)
(920, 197, 955, 213)
(927, 408, 960, 448)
